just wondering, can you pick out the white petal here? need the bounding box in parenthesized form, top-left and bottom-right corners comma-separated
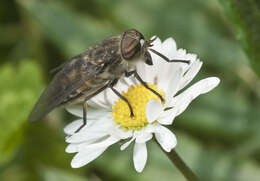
(89, 97, 110, 110)
(134, 130, 153, 143)
(66, 118, 113, 143)
(66, 105, 109, 119)
(137, 60, 158, 84)
(120, 137, 135, 150)
(175, 48, 187, 60)
(146, 100, 163, 123)
(65, 143, 78, 153)
(161, 38, 177, 56)
(166, 67, 183, 98)
(133, 143, 147, 173)
(155, 62, 174, 91)
(71, 147, 106, 168)
(119, 77, 135, 90)
(155, 38, 181, 82)
(88, 99, 108, 110)
(66, 142, 94, 153)
(66, 105, 83, 118)
(181, 53, 197, 73)
(82, 136, 119, 149)
(174, 77, 220, 116)
(103, 81, 129, 106)
(108, 124, 133, 139)
(154, 125, 177, 152)
(171, 48, 191, 71)
(103, 89, 119, 106)
(70, 136, 119, 168)
(64, 119, 83, 135)
(66, 130, 108, 144)
(136, 61, 148, 82)
(155, 62, 181, 92)
(149, 36, 162, 55)
(88, 89, 113, 110)
(178, 59, 203, 90)
(157, 109, 177, 125)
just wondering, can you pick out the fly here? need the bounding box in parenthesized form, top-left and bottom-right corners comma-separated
(28, 29, 190, 132)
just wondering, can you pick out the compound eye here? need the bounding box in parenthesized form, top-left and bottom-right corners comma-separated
(121, 30, 143, 60)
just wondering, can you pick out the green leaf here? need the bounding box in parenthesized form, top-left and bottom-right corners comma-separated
(0, 60, 43, 166)
(219, 0, 260, 76)
(18, 0, 116, 56)
(42, 167, 88, 181)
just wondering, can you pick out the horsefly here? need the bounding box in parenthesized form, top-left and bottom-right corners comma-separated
(28, 29, 190, 132)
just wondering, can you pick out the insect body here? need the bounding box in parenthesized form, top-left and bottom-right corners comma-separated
(28, 29, 189, 132)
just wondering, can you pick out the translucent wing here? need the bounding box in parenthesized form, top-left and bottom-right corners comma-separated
(28, 36, 122, 122)
(28, 53, 107, 122)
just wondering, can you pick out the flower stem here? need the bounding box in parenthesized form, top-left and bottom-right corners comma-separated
(155, 140, 200, 181)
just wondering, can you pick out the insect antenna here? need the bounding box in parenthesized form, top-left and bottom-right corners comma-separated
(149, 48, 190, 64)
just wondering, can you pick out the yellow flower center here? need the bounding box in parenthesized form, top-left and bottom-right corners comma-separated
(112, 83, 164, 130)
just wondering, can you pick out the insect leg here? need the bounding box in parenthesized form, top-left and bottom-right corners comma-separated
(134, 70, 165, 103)
(110, 85, 134, 117)
(125, 71, 135, 77)
(149, 48, 190, 64)
(74, 84, 112, 133)
(75, 101, 87, 133)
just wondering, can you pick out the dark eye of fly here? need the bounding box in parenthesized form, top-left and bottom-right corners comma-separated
(121, 30, 144, 60)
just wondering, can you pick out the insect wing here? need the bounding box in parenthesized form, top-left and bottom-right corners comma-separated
(28, 56, 102, 122)
(28, 35, 122, 122)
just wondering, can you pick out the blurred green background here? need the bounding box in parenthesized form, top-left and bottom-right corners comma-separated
(0, 0, 260, 180)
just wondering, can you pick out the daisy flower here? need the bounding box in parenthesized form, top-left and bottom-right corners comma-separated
(64, 36, 220, 172)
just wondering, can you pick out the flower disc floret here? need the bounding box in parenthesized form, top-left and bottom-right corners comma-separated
(112, 83, 164, 130)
